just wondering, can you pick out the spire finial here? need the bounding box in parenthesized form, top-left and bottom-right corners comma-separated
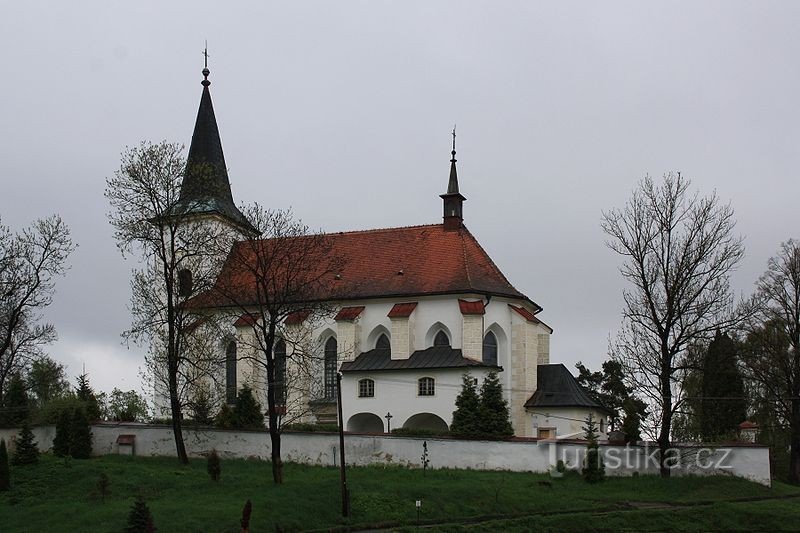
(202, 41, 211, 86)
(451, 125, 457, 161)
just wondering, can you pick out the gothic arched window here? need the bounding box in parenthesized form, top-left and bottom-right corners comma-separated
(225, 341, 237, 403)
(324, 337, 338, 400)
(433, 330, 450, 347)
(376, 333, 390, 352)
(483, 331, 498, 366)
(274, 339, 287, 406)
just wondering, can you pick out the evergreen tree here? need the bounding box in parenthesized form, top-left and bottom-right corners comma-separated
(478, 371, 513, 437)
(69, 407, 92, 459)
(52, 407, 72, 457)
(699, 330, 747, 441)
(576, 360, 647, 436)
(1, 373, 29, 427)
(75, 373, 101, 421)
(125, 495, 155, 533)
(11, 422, 39, 465)
(215, 403, 236, 429)
(450, 373, 481, 437)
(582, 413, 605, 483)
(189, 386, 214, 425)
(0, 439, 9, 491)
(233, 385, 264, 430)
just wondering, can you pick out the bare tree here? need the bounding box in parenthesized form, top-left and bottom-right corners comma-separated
(105, 140, 234, 464)
(0, 215, 75, 399)
(601, 172, 744, 477)
(199, 205, 345, 484)
(741, 239, 800, 483)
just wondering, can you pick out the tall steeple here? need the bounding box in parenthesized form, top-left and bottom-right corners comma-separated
(176, 49, 255, 234)
(440, 127, 466, 230)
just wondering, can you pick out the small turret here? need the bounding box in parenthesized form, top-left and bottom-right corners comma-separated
(440, 127, 466, 230)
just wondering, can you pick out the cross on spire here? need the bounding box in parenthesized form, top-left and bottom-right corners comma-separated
(202, 41, 211, 86)
(451, 125, 457, 160)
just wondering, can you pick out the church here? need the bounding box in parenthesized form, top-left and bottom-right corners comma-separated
(172, 64, 610, 440)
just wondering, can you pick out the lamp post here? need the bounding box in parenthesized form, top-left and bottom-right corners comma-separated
(385, 412, 393, 433)
(336, 372, 349, 517)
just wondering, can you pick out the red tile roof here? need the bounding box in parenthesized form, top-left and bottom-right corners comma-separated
(334, 306, 365, 321)
(387, 302, 418, 318)
(195, 224, 537, 309)
(284, 310, 311, 325)
(509, 304, 552, 332)
(233, 313, 258, 327)
(458, 299, 485, 315)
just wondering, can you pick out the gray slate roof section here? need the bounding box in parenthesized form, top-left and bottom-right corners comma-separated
(525, 364, 613, 414)
(175, 74, 256, 234)
(340, 346, 499, 373)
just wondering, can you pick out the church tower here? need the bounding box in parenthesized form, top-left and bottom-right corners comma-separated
(176, 59, 256, 236)
(440, 129, 466, 230)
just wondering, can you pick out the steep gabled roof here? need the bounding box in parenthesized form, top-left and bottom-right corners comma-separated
(340, 346, 499, 373)
(195, 224, 540, 308)
(525, 364, 612, 414)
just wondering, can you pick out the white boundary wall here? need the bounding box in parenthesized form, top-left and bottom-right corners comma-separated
(0, 424, 771, 486)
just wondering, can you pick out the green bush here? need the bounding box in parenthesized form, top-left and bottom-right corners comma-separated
(582, 414, 605, 484)
(0, 373, 30, 427)
(69, 407, 92, 459)
(215, 386, 264, 430)
(390, 427, 449, 437)
(283, 423, 339, 433)
(52, 408, 72, 457)
(11, 422, 39, 465)
(125, 495, 154, 533)
(0, 439, 9, 491)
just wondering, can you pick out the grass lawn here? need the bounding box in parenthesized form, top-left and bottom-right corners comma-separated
(1, 454, 798, 532)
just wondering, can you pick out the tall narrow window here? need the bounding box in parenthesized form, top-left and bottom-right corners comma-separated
(433, 330, 450, 347)
(274, 339, 287, 406)
(225, 341, 237, 403)
(483, 331, 498, 366)
(324, 337, 338, 400)
(177, 268, 193, 297)
(376, 333, 390, 352)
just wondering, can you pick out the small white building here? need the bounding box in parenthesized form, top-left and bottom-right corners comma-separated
(169, 65, 609, 440)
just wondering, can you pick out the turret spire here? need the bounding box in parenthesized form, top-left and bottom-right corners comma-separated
(440, 126, 466, 230)
(175, 49, 256, 234)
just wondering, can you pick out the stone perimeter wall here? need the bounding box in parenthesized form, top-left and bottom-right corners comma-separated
(0, 424, 771, 486)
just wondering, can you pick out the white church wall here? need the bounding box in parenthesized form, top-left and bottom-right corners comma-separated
(528, 407, 609, 440)
(340, 367, 494, 432)
(0, 424, 771, 486)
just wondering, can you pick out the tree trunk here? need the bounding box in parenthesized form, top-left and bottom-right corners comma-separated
(658, 361, 672, 478)
(790, 397, 800, 484)
(264, 323, 282, 484)
(168, 359, 189, 465)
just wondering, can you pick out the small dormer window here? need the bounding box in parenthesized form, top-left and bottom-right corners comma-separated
(433, 330, 450, 347)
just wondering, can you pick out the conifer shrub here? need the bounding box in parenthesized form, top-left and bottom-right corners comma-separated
(240, 499, 252, 532)
(125, 495, 154, 533)
(189, 387, 214, 426)
(479, 371, 514, 438)
(582, 413, 605, 483)
(69, 407, 92, 459)
(450, 373, 481, 437)
(11, 422, 39, 465)
(52, 408, 72, 457)
(0, 439, 9, 491)
(215, 404, 236, 429)
(233, 385, 265, 429)
(0, 373, 30, 427)
(75, 373, 102, 421)
(207, 449, 221, 482)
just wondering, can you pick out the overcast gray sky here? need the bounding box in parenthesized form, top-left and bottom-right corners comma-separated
(2, 1, 799, 395)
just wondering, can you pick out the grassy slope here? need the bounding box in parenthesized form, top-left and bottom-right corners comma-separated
(0, 455, 798, 532)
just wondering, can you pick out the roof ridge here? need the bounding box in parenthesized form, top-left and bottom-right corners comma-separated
(460, 230, 473, 287)
(327, 223, 441, 236)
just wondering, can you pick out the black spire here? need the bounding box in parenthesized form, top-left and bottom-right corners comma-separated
(176, 51, 255, 233)
(440, 126, 466, 230)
